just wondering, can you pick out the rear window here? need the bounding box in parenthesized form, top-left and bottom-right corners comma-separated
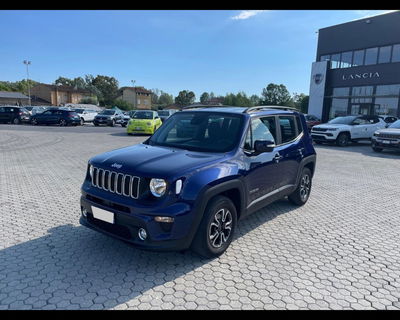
(279, 116, 298, 143)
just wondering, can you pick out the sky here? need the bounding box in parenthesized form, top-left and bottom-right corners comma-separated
(0, 10, 395, 99)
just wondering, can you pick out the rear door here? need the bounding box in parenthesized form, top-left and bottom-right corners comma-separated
(274, 115, 304, 189)
(0, 107, 7, 122)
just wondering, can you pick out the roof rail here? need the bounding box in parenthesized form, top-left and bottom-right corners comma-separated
(243, 105, 299, 113)
(182, 104, 235, 110)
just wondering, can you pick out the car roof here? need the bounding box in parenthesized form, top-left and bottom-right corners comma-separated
(181, 105, 300, 116)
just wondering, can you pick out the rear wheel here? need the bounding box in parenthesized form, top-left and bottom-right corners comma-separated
(80, 118, 84, 126)
(336, 132, 350, 147)
(59, 119, 67, 126)
(288, 167, 312, 206)
(191, 195, 237, 259)
(31, 118, 38, 125)
(13, 118, 20, 125)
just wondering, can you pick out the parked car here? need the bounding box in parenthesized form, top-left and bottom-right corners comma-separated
(371, 119, 400, 152)
(24, 106, 47, 116)
(378, 115, 398, 127)
(311, 115, 386, 147)
(0, 106, 31, 124)
(158, 109, 178, 122)
(304, 114, 321, 131)
(121, 112, 131, 127)
(126, 110, 162, 135)
(93, 109, 125, 127)
(74, 109, 98, 125)
(30, 108, 81, 126)
(80, 105, 316, 258)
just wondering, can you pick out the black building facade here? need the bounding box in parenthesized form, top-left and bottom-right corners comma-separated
(308, 11, 400, 122)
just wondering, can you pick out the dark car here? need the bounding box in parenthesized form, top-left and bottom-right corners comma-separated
(30, 109, 81, 126)
(93, 109, 125, 127)
(371, 119, 400, 152)
(0, 106, 31, 124)
(157, 109, 178, 122)
(80, 105, 316, 258)
(304, 114, 321, 131)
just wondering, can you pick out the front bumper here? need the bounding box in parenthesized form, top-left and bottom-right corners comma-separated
(372, 137, 400, 149)
(79, 188, 196, 251)
(94, 118, 112, 125)
(311, 133, 336, 142)
(127, 124, 154, 134)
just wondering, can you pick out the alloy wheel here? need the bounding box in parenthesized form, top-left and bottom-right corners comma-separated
(299, 173, 311, 201)
(208, 208, 233, 248)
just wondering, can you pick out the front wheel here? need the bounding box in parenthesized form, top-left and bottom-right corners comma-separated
(336, 132, 350, 147)
(31, 118, 38, 125)
(288, 167, 312, 206)
(80, 118, 85, 126)
(191, 195, 237, 259)
(59, 119, 67, 126)
(372, 146, 383, 152)
(13, 118, 21, 125)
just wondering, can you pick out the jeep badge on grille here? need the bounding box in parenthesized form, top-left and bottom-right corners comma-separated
(111, 163, 122, 169)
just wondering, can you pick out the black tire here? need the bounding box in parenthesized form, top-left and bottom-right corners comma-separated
(191, 195, 237, 259)
(336, 132, 350, 147)
(59, 119, 67, 126)
(372, 146, 383, 152)
(109, 119, 115, 127)
(80, 118, 85, 126)
(94, 123, 99, 126)
(13, 118, 21, 125)
(288, 167, 312, 206)
(31, 118, 38, 125)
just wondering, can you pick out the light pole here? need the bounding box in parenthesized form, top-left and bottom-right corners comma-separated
(23, 60, 31, 106)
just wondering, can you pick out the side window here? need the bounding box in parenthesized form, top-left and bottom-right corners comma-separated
(0, 107, 5, 113)
(279, 116, 298, 143)
(352, 117, 369, 125)
(296, 116, 303, 133)
(244, 117, 277, 151)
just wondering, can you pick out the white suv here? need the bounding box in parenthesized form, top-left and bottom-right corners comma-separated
(74, 109, 98, 125)
(311, 115, 386, 147)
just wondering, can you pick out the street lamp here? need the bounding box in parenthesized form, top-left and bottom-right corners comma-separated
(23, 60, 31, 106)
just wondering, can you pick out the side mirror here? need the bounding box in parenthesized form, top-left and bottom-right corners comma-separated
(254, 140, 275, 154)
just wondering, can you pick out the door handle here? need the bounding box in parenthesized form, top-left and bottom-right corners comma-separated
(273, 153, 283, 162)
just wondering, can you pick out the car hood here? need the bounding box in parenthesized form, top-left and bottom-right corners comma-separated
(375, 128, 400, 135)
(89, 143, 227, 179)
(312, 123, 352, 130)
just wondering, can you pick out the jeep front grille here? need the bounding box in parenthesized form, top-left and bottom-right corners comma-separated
(91, 167, 140, 199)
(379, 133, 400, 139)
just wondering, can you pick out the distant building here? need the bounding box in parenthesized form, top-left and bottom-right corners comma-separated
(30, 83, 94, 106)
(117, 86, 152, 109)
(0, 91, 30, 106)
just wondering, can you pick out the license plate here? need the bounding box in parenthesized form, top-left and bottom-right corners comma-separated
(135, 127, 144, 130)
(382, 140, 391, 144)
(92, 206, 114, 224)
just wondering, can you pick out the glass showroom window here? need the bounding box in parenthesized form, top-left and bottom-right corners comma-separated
(329, 87, 350, 119)
(340, 51, 353, 68)
(351, 86, 373, 103)
(320, 55, 330, 62)
(352, 50, 364, 66)
(330, 53, 341, 69)
(378, 46, 392, 64)
(374, 97, 399, 116)
(376, 84, 400, 96)
(392, 44, 400, 63)
(364, 47, 378, 65)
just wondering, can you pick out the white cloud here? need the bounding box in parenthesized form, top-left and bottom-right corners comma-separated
(231, 10, 267, 20)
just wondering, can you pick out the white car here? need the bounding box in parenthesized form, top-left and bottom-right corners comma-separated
(311, 115, 386, 147)
(74, 109, 98, 125)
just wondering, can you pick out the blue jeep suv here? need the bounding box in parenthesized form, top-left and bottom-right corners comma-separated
(80, 106, 317, 258)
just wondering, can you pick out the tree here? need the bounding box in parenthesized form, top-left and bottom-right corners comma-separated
(112, 99, 133, 111)
(175, 90, 195, 107)
(90, 75, 119, 106)
(293, 93, 309, 113)
(158, 92, 174, 107)
(79, 96, 98, 105)
(250, 94, 261, 106)
(223, 92, 252, 107)
(200, 92, 210, 104)
(261, 83, 293, 106)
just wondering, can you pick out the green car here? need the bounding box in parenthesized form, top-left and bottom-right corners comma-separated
(127, 110, 162, 135)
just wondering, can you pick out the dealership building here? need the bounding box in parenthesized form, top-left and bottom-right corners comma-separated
(308, 11, 400, 122)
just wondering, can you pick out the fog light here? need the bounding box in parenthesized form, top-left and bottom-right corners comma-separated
(82, 208, 87, 217)
(138, 228, 147, 241)
(155, 216, 174, 223)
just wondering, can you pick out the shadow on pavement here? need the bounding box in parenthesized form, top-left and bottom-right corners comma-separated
(0, 198, 296, 310)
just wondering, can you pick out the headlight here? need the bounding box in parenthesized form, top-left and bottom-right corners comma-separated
(373, 131, 380, 136)
(89, 164, 94, 179)
(149, 178, 167, 197)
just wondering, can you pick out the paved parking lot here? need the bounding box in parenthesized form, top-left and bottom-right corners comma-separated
(0, 123, 400, 310)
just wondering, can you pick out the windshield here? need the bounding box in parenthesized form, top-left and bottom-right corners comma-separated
(328, 116, 357, 125)
(74, 109, 84, 113)
(389, 120, 400, 129)
(99, 110, 115, 115)
(158, 111, 170, 116)
(148, 111, 244, 153)
(133, 111, 154, 119)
